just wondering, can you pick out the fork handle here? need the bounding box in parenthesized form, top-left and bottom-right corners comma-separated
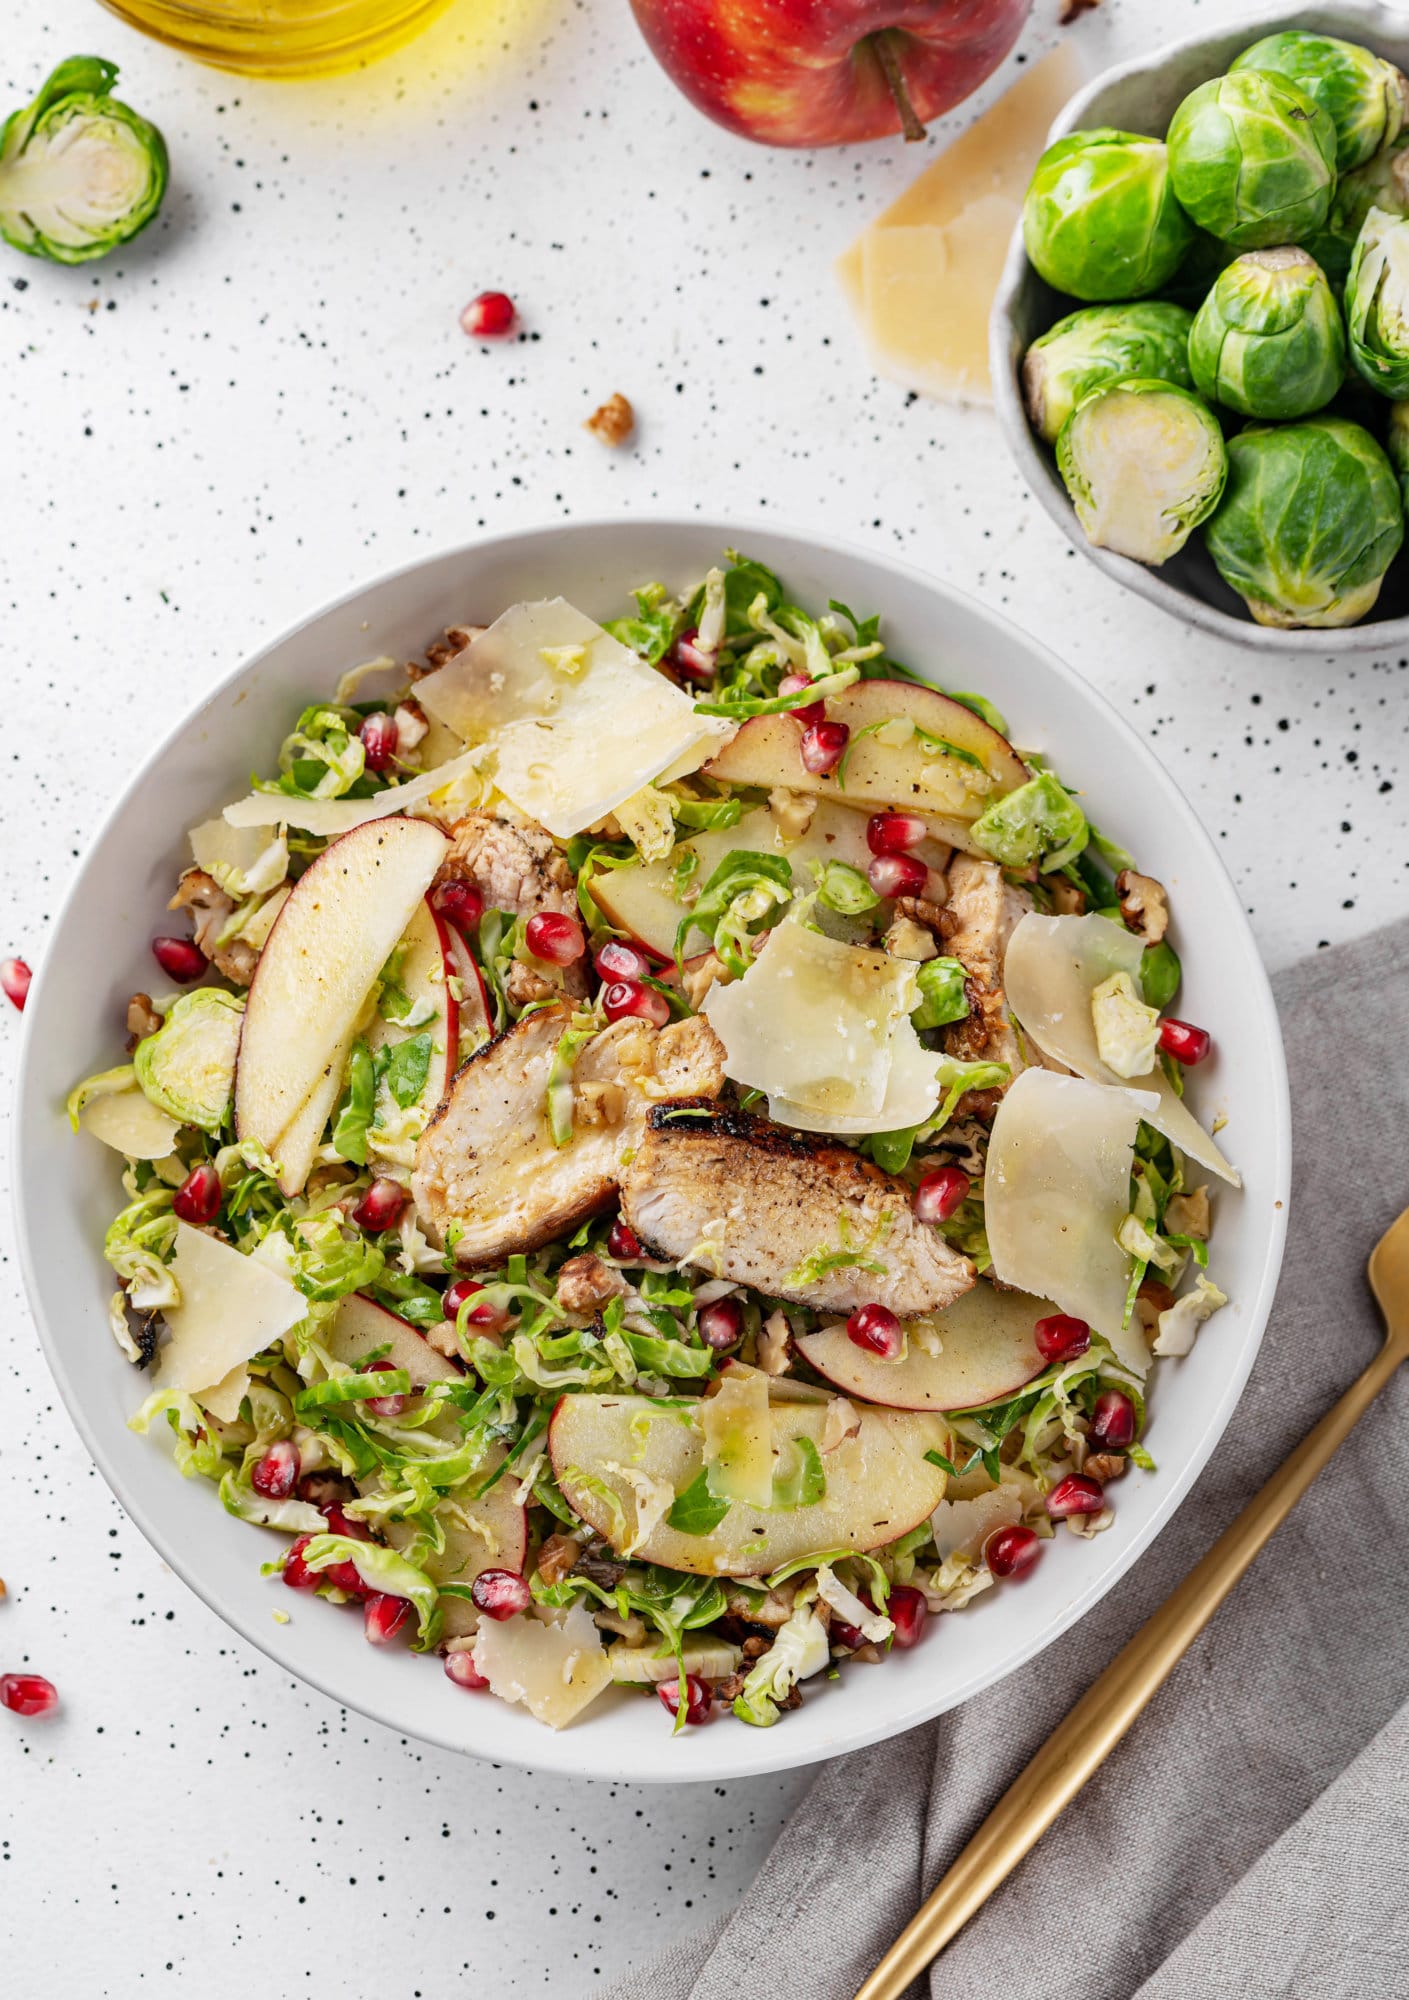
(853, 1333, 1406, 2000)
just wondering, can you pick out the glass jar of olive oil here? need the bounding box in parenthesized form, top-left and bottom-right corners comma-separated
(97, 0, 455, 78)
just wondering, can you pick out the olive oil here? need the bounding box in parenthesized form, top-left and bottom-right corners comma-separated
(97, 0, 457, 78)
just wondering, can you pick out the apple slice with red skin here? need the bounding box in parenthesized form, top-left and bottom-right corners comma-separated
(325, 1289, 463, 1387)
(548, 1391, 949, 1577)
(704, 680, 1028, 843)
(441, 920, 495, 1064)
(795, 1282, 1055, 1414)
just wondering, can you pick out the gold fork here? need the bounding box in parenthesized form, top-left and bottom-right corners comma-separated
(855, 1207, 1409, 2000)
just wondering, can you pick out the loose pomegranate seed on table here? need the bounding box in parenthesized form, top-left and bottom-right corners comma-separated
(1046, 1474, 1106, 1519)
(886, 1585, 928, 1649)
(602, 978, 671, 1028)
(251, 1439, 299, 1499)
(799, 719, 849, 775)
(471, 1569, 532, 1620)
(151, 935, 206, 983)
(608, 1218, 643, 1262)
(1034, 1312, 1091, 1364)
(658, 1675, 711, 1725)
(1, 1673, 58, 1718)
(985, 1524, 1041, 1579)
(363, 1359, 411, 1420)
(867, 852, 928, 900)
(352, 1177, 407, 1232)
(1159, 1017, 1211, 1065)
(846, 1302, 903, 1360)
(698, 1297, 743, 1350)
(358, 710, 399, 773)
(914, 1168, 969, 1225)
(432, 879, 484, 934)
(364, 1594, 413, 1646)
(671, 629, 716, 683)
(460, 289, 516, 337)
(172, 1161, 222, 1226)
(867, 812, 926, 856)
(444, 1648, 489, 1690)
(1, 956, 31, 1011)
(525, 910, 586, 965)
(1089, 1390, 1138, 1451)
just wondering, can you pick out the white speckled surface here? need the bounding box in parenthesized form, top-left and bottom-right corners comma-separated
(1, 0, 1406, 1989)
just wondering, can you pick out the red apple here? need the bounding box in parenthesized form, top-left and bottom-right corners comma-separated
(628, 0, 1031, 149)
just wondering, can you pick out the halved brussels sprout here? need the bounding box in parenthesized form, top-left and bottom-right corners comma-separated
(1167, 71, 1338, 250)
(133, 989, 245, 1134)
(1023, 302, 1195, 444)
(1346, 205, 1409, 396)
(1231, 31, 1407, 174)
(1056, 379, 1227, 567)
(1205, 417, 1403, 628)
(1189, 247, 1346, 417)
(0, 57, 167, 266)
(1022, 129, 1193, 302)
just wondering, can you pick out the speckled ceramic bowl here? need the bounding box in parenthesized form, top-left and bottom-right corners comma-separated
(14, 519, 1289, 1782)
(991, 2, 1409, 655)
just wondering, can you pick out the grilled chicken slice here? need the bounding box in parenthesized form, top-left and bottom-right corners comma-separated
(435, 811, 588, 997)
(939, 854, 1063, 1108)
(620, 1106, 975, 1317)
(413, 1003, 726, 1265)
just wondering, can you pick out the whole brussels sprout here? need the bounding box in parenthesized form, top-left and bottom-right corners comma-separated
(1387, 400, 1409, 510)
(1345, 205, 1409, 395)
(1189, 247, 1346, 417)
(1167, 71, 1338, 250)
(1023, 301, 1195, 444)
(1231, 31, 1407, 174)
(1205, 417, 1403, 628)
(1302, 135, 1409, 293)
(1056, 379, 1228, 566)
(0, 56, 167, 265)
(1022, 129, 1194, 301)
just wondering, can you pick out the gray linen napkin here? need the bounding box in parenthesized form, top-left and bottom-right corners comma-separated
(604, 916, 1409, 2000)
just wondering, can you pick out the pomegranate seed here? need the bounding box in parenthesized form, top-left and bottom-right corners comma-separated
(281, 1535, 319, 1590)
(525, 910, 586, 966)
(470, 1569, 531, 1620)
(1159, 1017, 1211, 1065)
(1034, 1313, 1091, 1364)
(151, 935, 206, 983)
(363, 1358, 411, 1420)
(461, 289, 516, 337)
(251, 1439, 299, 1498)
(846, 1302, 903, 1360)
(867, 812, 927, 856)
(1, 1673, 58, 1718)
(364, 1593, 412, 1646)
(887, 1584, 928, 1648)
(698, 1297, 743, 1350)
(444, 1647, 489, 1689)
(658, 1674, 711, 1725)
(671, 629, 716, 684)
(443, 1277, 507, 1331)
(831, 1619, 864, 1651)
(352, 1178, 407, 1232)
(323, 1502, 369, 1540)
(359, 710, 399, 774)
(608, 1218, 643, 1262)
(315, 1512, 373, 1595)
(172, 1161, 221, 1226)
(985, 1524, 1041, 1579)
(596, 939, 648, 981)
(1046, 1473, 1106, 1519)
(914, 1168, 969, 1225)
(432, 879, 484, 934)
(1089, 1390, 1137, 1451)
(778, 672, 813, 698)
(602, 978, 671, 1027)
(1, 956, 31, 1011)
(867, 852, 928, 899)
(799, 719, 849, 775)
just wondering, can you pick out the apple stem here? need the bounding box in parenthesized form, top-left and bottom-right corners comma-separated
(872, 31, 927, 143)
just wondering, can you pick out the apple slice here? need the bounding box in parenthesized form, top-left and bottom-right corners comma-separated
(234, 815, 449, 1195)
(366, 897, 459, 1113)
(704, 680, 1028, 840)
(325, 1289, 462, 1387)
(548, 1392, 948, 1577)
(795, 1282, 1053, 1413)
(441, 922, 494, 1065)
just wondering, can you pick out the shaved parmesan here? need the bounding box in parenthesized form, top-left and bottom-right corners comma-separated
(1004, 913, 1240, 1186)
(703, 921, 937, 1133)
(152, 1221, 305, 1405)
(985, 1069, 1155, 1376)
(412, 600, 731, 838)
(221, 745, 489, 836)
(700, 1367, 773, 1508)
(471, 1602, 613, 1730)
(81, 1086, 182, 1159)
(930, 1475, 1026, 1562)
(189, 818, 288, 896)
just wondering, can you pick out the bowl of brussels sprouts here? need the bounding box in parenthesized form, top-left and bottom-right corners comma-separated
(992, 4, 1409, 650)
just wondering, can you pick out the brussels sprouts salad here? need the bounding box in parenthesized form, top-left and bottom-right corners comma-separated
(1021, 27, 1409, 630)
(73, 552, 1235, 1733)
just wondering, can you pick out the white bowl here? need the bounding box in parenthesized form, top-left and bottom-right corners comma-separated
(991, 1, 1409, 656)
(13, 518, 1291, 1784)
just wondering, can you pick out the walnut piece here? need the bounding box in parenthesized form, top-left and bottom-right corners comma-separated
(1048, 877, 1087, 916)
(536, 1533, 582, 1586)
(556, 1253, 627, 1314)
(1115, 868, 1169, 945)
(682, 951, 728, 1010)
(585, 392, 635, 447)
(884, 915, 938, 962)
(767, 786, 817, 843)
(757, 1309, 791, 1376)
(1085, 1453, 1128, 1484)
(126, 992, 163, 1042)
